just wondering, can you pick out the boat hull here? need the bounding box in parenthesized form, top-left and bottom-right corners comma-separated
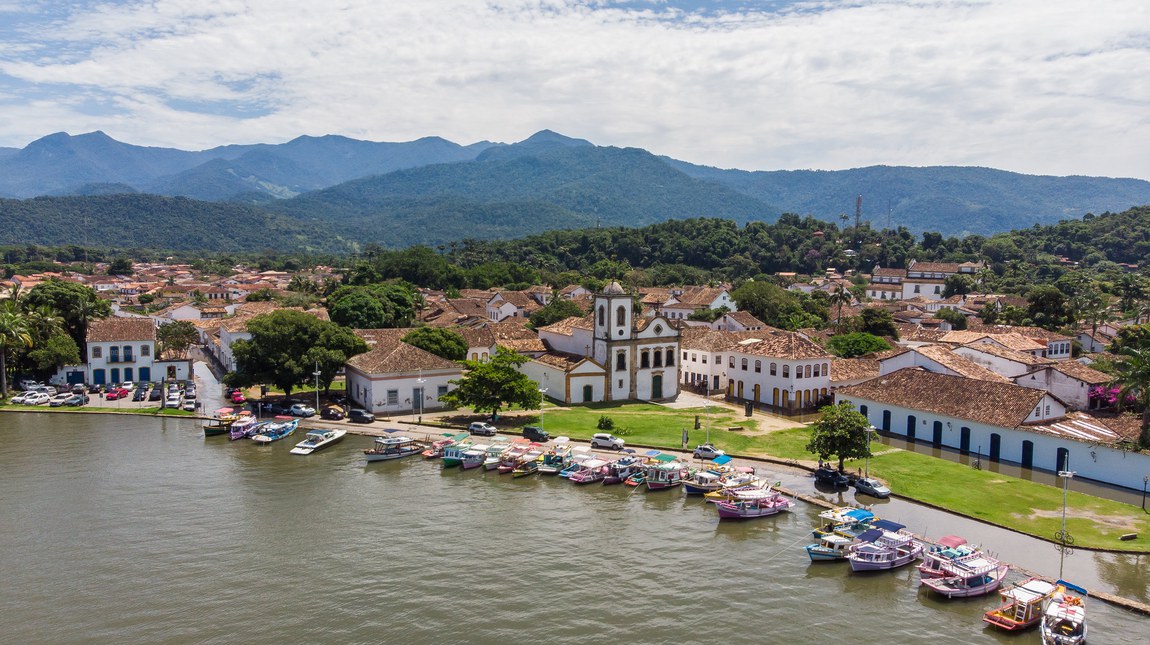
(805, 545, 848, 562)
(364, 449, 422, 462)
(921, 565, 1009, 598)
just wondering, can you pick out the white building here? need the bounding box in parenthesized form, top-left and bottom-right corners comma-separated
(85, 317, 190, 385)
(344, 334, 461, 417)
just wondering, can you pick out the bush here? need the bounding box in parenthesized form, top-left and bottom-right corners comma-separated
(597, 415, 615, 430)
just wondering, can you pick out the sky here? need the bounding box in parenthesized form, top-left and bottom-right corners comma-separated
(0, 0, 1148, 178)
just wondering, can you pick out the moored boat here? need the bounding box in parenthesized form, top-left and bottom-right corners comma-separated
(203, 411, 239, 437)
(805, 533, 855, 562)
(460, 444, 489, 470)
(423, 433, 468, 459)
(512, 451, 542, 478)
(538, 443, 573, 475)
(483, 440, 512, 470)
(250, 418, 299, 444)
(1039, 580, 1088, 645)
(920, 556, 1009, 598)
(289, 428, 347, 455)
(558, 447, 593, 477)
(643, 459, 689, 491)
(603, 455, 643, 485)
(568, 458, 609, 484)
(846, 520, 924, 572)
(497, 443, 534, 474)
(227, 416, 262, 441)
(364, 435, 427, 462)
(441, 437, 475, 468)
(918, 535, 981, 578)
(983, 577, 1058, 632)
(714, 489, 793, 520)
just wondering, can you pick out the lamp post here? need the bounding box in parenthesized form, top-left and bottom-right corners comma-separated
(1056, 459, 1076, 579)
(312, 361, 321, 415)
(1142, 475, 1148, 512)
(864, 425, 876, 478)
(539, 387, 548, 434)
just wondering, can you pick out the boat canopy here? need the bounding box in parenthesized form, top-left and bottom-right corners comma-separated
(845, 508, 875, 522)
(857, 528, 884, 543)
(936, 535, 968, 548)
(645, 449, 662, 457)
(654, 454, 678, 463)
(711, 454, 733, 465)
(871, 519, 906, 532)
(553, 436, 570, 444)
(451, 432, 470, 441)
(1054, 580, 1089, 596)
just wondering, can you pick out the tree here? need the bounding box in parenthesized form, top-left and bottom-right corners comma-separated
(327, 283, 419, 329)
(402, 327, 467, 361)
(245, 288, 276, 301)
(439, 347, 542, 418)
(935, 307, 969, 330)
(731, 280, 811, 329)
(828, 285, 852, 330)
(942, 274, 973, 298)
(107, 258, 133, 275)
(806, 401, 873, 471)
(0, 302, 32, 397)
(157, 320, 200, 358)
(860, 308, 899, 339)
(23, 279, 111, 351)
(228, 310, 368, 395)
(1026, 285, 1070, 331)
(26, 333, 80, 371)
(1112, 347, 1150, 449)
(826, 332, 891, 358)
(529, 297, 586, 328)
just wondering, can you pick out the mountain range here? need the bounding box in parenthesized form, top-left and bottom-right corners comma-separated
(1, 128, 1149, 251)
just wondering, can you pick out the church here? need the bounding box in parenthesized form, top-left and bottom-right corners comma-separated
(523, 281, 681, 404)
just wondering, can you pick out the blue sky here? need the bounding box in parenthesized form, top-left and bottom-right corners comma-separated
(1, 0, 1148, 179)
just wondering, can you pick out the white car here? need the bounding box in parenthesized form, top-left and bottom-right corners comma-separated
(468, 422, 497, 436)
(165, 393, 182, 408)
(289, 404, 316, 417)
(692, 443, 726, 460)
(10, 392, 31, 404)
(48, 393, 72, 407)
(25, 392, 51, 405)
(120, 381, 135, 391)
(590, 433, 625, 450)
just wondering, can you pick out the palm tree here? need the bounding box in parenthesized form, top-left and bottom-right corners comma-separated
(23, 305, 65, 343)
(0, 303, 33, 398)
(828, 284, 852, 331)
(1113, 346, 1150, 449)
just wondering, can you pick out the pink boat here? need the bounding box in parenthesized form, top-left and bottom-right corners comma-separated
(714, 489, 794, 520)
(568, 458, 609, 485)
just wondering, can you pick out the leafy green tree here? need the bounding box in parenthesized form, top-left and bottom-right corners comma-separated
(528, 297, 585, 328)
(1026, 285, 1070, 331)
(157, 320, 200, 358)
(0, 302, 32, 397)
(327, 283, 419, 329)
(731, 280, 810, 329)
(228, 310, 368, 395)
(26, 333, 80, 371)
(107, 258, 133, 275)
(826, 332, 891, 358)
(245, 288, 276, 301)
(402, 327, 467, 361)
(828, 285, 852, 330)
(23, 279, 111, 351)
(935, 307, 969, 330)
(439, 347, 542, 418)
(1112, 347, 1150, 448)
(860, 308, 899, 339)
(806, 401, 873, 471)
(942, 274, 973, 298)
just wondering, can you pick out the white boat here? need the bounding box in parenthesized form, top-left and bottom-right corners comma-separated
(846, 520, 924, 572)
(461, 444, 489, 470)
(568, 458, 609, 484)
(1040, 580, 1088, 645)
(289, 428, 347, 455)
(805, 533, 855, 562)
(920, 556, 1009, 598)
(918, 535, 981, 578)
(483, 440, 511, 470)
(364, 435, 427, 462)
(984, 577, 1058, 632)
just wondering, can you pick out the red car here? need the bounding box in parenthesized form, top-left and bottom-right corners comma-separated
(230, 390, 247, 404)
(105, 387, 130, 401)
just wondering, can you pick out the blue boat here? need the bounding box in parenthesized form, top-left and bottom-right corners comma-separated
(250, 418, 299, 444)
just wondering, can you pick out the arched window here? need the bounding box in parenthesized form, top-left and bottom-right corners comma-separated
(782, 365, 789, 378)
(741, 358, 748, 371)
(813, 363, 820, 377)
(729, 356, 735, 368)
(770, 362, 776, 376)
(640, 351, 650, 369)
(616, 305, 626, 326)
(665, 349, 675, 366)
(616, 352, 626, 371)
(804, 365, 812, 378)
(653, 351, 663, 367)
(598, 305, 605, 326)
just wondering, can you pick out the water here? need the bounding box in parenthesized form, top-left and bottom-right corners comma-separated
(1, 413, 1147, 644)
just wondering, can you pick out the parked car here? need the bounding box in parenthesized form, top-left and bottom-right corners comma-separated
(48, 393, 72, 407)
(17, 379, 42, 391)
(10, 392, 31, 404)
(230, 390, 247, 404)
(71, 383, 87, 394)
(105, 387, 130, 401)
(814, 466, 850, 488)
(148, 388, 162, 401)
(853, 477, 892, 499)
(348, 409, 375, 424)
(468, 422, 498, 436)
(320, 405, 346, 421)
(289, 404, 316, 418)
(35, 385, 58, 396)
(692, 443, 725, 460)
(165, 393, 182, 408)
(120, 381, 135, 391)
(182, 399, 197, 411)
(590, 432, 625, 450)
(25, 392, 50, 405)
(132, 388, 147, 402)
(65, 394, 90, 406)
(522, 425, 549, 442)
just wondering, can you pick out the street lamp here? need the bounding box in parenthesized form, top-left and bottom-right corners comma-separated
(312, 361, 321, 416)
(1056, 461, 1076, 579)
(539, 387, 548, 434)
(864, 425, 876, 478)
(1142, 475, 1148, 512)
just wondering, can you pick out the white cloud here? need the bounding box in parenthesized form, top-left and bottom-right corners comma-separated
(0, 0, 1147, 178)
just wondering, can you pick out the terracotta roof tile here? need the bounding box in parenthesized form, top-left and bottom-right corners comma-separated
(346, 339, 458, 374)
(87, 317, 156, 342)
(830, 357, 881, 384)
(913, 344, 1013, 383)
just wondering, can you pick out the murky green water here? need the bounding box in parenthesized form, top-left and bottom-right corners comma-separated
(0, 413, 1146, 643)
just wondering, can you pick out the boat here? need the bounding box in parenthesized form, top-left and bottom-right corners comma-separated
(460, 444, 489, 470)
(805, 533, 855, 562)
(364, 435, 428, 462)
(846, 520, 925, 572)
(812, 507, 876, 538)
(497, 442, 534, 474)
(423, 432, 468, 459)
(704, 481, 775, 504)
(538, 443, 573, 475)
(919, 556, 1010, 598)
(250, 418, 299, 444)
(512, 450, 542, 478)
(227, 416, 263, 441)
(603, 455, 644, 485)
(441, 437, 475, 468)
(203, 410, 240, 436)
(1039, 580, 1088, 645)
(643, 458, 689, 491)
(568, 458, 609, 484)
(918, 535, 982, 578)
(983, 577, 1059, 632)
(714, 489, 794, 520)
(289, 428, 347, 455)
(483, 440, 512, 470)
(558, 448, 594, 478)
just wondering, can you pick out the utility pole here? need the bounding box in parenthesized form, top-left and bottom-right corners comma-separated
(854, 195, 862, 248)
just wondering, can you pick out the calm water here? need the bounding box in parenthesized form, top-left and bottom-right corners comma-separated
(1, 413, 1147, 644)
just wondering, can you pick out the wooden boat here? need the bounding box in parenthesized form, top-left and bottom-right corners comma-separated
(512, 451, 542, 478)
(1039, 580, 1088, 645)
(423, 433, 468, 459)
(364, 435, 427, 462)
(846, 520, 924, 572)
(203, 413, 238, 437)
(920, 556, 1009, 598)
(441, 438, 475, 468)
(805, 533, 855, 562)
(538, 444, 573, 475)
(704, 482, 774, 504)
(558, 447, 593, 478)
(568, 458, 609, 485)
(460, 444, 489, 470)
(812, 507, 876, 538)
(714, 489, 793, 520)
(643, 459, 689, 491)
(483, 440, 512, 470)
(227, 416, 262, 441)
(983, 577, 1058, 632)
(250, 418, 299, 444)
(918, 535, 981, 578)
(603, 455, 644, 485)
(289, 428, 346, 455)
(497, 443, 534, 474)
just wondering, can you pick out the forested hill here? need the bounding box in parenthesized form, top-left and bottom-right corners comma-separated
(663, 160, 1150, 236)
(0, 195, 353, 253)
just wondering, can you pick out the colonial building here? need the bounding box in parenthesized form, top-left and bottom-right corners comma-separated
(344, 329, 461, 417)
(85, 317, 190, 385)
